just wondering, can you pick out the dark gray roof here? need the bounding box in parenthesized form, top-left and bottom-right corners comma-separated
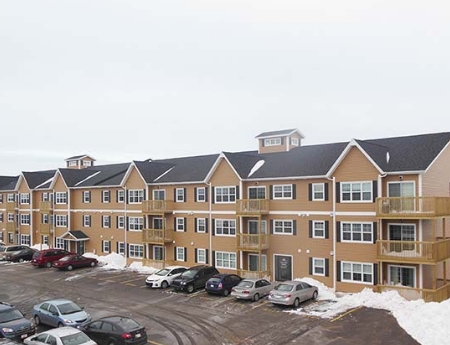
(0, 176, 19, 191)
(357, 132, 450, 172)
(69, 230, 89, 240)
(22, 170, 56, 189)
(255, 128, 298, 138)
(60, 163, 131, 188)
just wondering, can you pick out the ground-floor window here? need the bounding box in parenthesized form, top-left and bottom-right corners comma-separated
(196, 248, 207, 264)
(341, 261, 374, 284)
(175, 247, 186, 261)
(153, 245, 164, 260)
(20, 234, 30, 245)
(128, 244, 143, 258)
(248, 254, 267, 271)
(42, 235, 49, 245)
(215, 251, 236, 269)
(117, 242, 125, 255)
(312, 258, 325, 276)
(388, 265, 415, 287)
(55, 238, 66, 250)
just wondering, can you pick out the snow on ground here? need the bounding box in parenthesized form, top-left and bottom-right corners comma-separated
(66, 252, 450, 345)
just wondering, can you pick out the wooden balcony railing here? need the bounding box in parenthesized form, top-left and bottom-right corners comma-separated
(6, 222, 17, 232)
(142, 200, 174, 214)
(237, 233, 270, 251)
(39, 201, 53, 212)
(6, 202, 16, 212)
(39, 223, 52, 235)
(376, 281, 450, 302)
(376, 197, 450, 218)
(237, 269, 271, 280)
(236, 199, 270, 216)
(142, 229, 174, 244)
(377, 239, 450, 263)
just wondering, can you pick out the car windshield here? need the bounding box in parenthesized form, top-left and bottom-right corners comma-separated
(58, 302, 83, 315)
(275, 284, 294, 292)
(0, 309, 24, 323)
(0, 247, 6, 252)
(154, 268, 170, 276)
(181, 270, 197, 278)
(60, 331, 91, 345)
(237, 281, 253, 288)
(208, 278, 221, 283)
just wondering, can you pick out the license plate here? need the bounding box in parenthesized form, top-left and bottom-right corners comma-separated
(135, 334, 141, 338)
(21, 334, 28, 339)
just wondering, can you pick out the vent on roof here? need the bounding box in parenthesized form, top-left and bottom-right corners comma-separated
(386, 151, 390, 164)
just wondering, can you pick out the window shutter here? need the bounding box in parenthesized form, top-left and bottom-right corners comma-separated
(126, 243, 129, 257)
(143, 189, 146, 201)
(212, 250, 216, 266)
(308, 184, 312, 201)
(309, 258, 313, 275)
(116, 216, 119, 228)
(195, 249, 198, 263)
(212, 187, 215, 204)
(205, 219, 209, 233)
(292, 184, 296, 199)
(336, 221, 341, 242)
(205, 187, 208, 202)
(337, 261, 341, 281)
(184, 248, 187, 262)
(174, 247, 176, 260)
(126, 217, 129, 231)
(373, 263, 378, 285)
(212, 219, 215, 236)
(184, 218, 187, 232)
(116, 242, 119, 253)
(309, 221, 313, 238)
(116, 190, 119, 202)
(270, 185, 273, 199)
(373, 222, 378, 244)
(235, 186, 239, 200)
(108, 216, 111, 228)
(184, 188, 187, 202)
(325, 259, 329, 277)
(109, 241, 111, 253)
(280, 137, 284, 145)
(261, 139, 265, 147)
(292, 220, 297, 235)
(205, 249, 209, 264)
(125, 191, 128, 204)
(194, 218, 197, 233)
(270, 219, 274, 234)
(194, 188, 197, 202)
(173, 188, 176, 201)
(336, 182, 340, 203)
(174, 218, 176, 230)
(325, 221, 329, 239)
(82, 192, 84, 203)
(324, 183, 329, 201)
(372, 181, 378, 202)
(88, 215, 91, 226)
(88, 191, 91, 202)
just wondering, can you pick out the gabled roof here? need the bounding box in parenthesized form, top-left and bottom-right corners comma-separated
(255, 128, 304, 139)
(0, 176, 19, 191)
(65, 154, 96, 161)
(22, 170, 56, 189)
(60, 162, 131, 188)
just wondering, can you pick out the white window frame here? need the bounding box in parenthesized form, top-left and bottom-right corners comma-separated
(312, 221, 325, 238)
(55, 192, 67, 204)
(273, 184, 293, 199)
(83, 160, 92, 167)
(215, 186, 236, 203)
(83, 191, 91, 203)
(42, 193, 49, 202)
(102, 215, 110, 228)
(128, 189, 144, 204)
(152, 189, 165, 200)
(128, 217, 143, 231)
(83, 215, 91, 227)
(42, 213, 49, 224)
(102, 241, 110, 253)
(102, 190, 110, 203)
(387, 264, 416, 287)
(42, 235, 49, 245)
(55, 215, 67, 227)
(215, 251, 237, 269)
(20, 234, 30, 246)
(69, 160, 77, 167)
(117, 190, 125, 203)
(197, 218, 206, 233)
(248, 186, 266, 199)
(20, 214, 30, 225)
(215, 219, 236, 236)
(197, 248, 206, 264)
(264, 137, 281, 146)
(341, 181, 372, 203)
(128, 244, 144, 258)
(176, 217, 185, 232)
(7, 213, 14, 222)
(248, 254, 267, 271)
(153, 246, 164, 260)
(273, 220, 293, 235)
(175, 188, 185, 202)
(55, 238, 65, 249)
(341, 261, 374, 285)
(248, 220, 267, 234)
(176, 247, 185, 261)
(7, 194, 15, 202)
(342, 222, 373, 243)
(0, 213, 3, 222)
(312, 258, 325, 276)
(117, 242, 125, 255)
(196, 187, 206, 202)
(291, 137, 299, 146)
(117, 216, 125, 229)
(20, 193, 30, 205)
(312, 183, 325, 201)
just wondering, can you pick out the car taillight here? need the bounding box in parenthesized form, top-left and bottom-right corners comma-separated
(242, 290, 250, 294)
(218, 283, 223, 289)
(284, 294, 292, 298)
(121, 333, 132, 340)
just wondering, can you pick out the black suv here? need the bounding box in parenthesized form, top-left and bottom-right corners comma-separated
(171, 265, 220, 293)
(0, 302, 36, 341)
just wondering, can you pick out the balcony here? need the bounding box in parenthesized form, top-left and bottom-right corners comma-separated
(376, 281, 450, 302)
(142, 200, 174, 214)
(5, 222, 17, 232)
(237, 269, 271, 280)
(377, 239, 450, 264)
(39, 201, 53, 213)
(237, 233, 270, 251)
(142, 229, 174, 244)
(236, 199, 270, 216)
(376, 197, 450, 218)
(39, 223, 52, 235)
(6, 202, 16, 212)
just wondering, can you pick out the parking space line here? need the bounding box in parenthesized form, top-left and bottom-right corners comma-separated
(331, 306, 362, 322)
(121, 276, 145, 284)
(148, 340, 165, 345)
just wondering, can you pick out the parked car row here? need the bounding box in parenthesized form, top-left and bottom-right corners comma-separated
(144, 265, 319, 307)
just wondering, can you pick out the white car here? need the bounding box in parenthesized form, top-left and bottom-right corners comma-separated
(24, 327, 96, 345)
(145, 265, 187, 288)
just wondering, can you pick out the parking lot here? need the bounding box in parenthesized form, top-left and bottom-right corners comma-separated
(1, 262, 420, 345)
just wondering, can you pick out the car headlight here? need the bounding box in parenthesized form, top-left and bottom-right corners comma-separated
(1, 327, 14, 333)
(63, 319, 75, 324)
(180, 281, 186, 285)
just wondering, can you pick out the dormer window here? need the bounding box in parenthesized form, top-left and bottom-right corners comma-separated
(83, 160, 92, 167)
(69, 161, 77, 167)
(291, 138, 299, 146)
(264, 138, 282, 146)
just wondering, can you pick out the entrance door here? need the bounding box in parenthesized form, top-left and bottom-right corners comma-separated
(274, 255, 292, 281)
(389, 224, 415, 252)
(76, 241, 85, 255)
(388, 182, 415, 211)
(389, 265, 415, 287)
(248, 254, 267, 272)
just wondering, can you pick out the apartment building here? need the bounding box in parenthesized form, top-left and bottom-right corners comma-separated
(1, 129, 450, 302)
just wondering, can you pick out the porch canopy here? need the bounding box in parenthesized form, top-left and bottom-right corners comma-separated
(58, 230, 89, 242)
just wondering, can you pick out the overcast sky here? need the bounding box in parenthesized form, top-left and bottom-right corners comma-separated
(1, 0, 449, 176)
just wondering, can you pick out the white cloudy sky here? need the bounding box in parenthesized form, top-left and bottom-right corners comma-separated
(1, 0, 450, 176)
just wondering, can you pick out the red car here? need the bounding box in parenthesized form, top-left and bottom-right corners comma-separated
(52, 254, 98, 271)
(31, 248, 72, 268)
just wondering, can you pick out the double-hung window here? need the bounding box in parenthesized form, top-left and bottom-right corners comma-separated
(342, 222, 373, 243)
(176, 217, 185, 232)
(196, 218, 206, 233)
(175, 188, 185, 202)
(128, 217, 143, 230)
(215, 186, 236, 203)
(341, 182, 372, 202)
(83, 215, 91, 227)
(273, 185, 292, 199)
(102, 190, 110, 203)
(312, 183, 325, 201)
(215, 251, 236, 269)
(176, 247, 186, 261)
(83, 191, 91, 203)
(117, 190, 125, 203)
(102, 241, 110, 253)
(341, 262, 374, 284)
(20, 214, 30, 225)
(248, 186, 266, 199)
(312, 221, 325, 238)
(215, 219, 236, 236)
(128, 244, 143, 258)
(312, 258, 325, 276)
(117, 216, 125, 229)
(196, 187, 206, 202)
(20, 193, 30, 205)
(55, 215, 67, 227)
(102, 215, 111, 228)
(196, 248, 206, 263)
(55, 192, 67, 204)
(273, 220, 293, 234)
(128, 190, 144, 203)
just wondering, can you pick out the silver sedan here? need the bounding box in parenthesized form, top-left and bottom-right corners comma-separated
(230, 278, 275, 301)
(268, 280, 318, 308)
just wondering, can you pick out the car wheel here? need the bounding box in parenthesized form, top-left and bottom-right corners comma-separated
(223, 289, 230, 297)
(58, 322, 64, 327)
(187, 284, 194, 293)
(107, 340, 116, 345)
(253, 293, 260, 302)
(161, 281, 169, 289)
(90, 261, 96, 267)
(34, 315, 40, 325)
(312, 290, 318, 300)
(45, 262, 52, 268)
(19, 258, 24, 263)
(293, 298, 300, 308)
(67, 265, 73, 271)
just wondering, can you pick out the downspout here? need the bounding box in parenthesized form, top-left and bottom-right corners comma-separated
(124, 186, 127, 260)
(239, 180, 244, 274)
(67, 189, 71, 252)
(378, 173, 387, 286)
(208, 182, 212, 265)
(418, 174, 423, 290)
(30, 190, 34, 247)
(331, 176, 336, 291)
